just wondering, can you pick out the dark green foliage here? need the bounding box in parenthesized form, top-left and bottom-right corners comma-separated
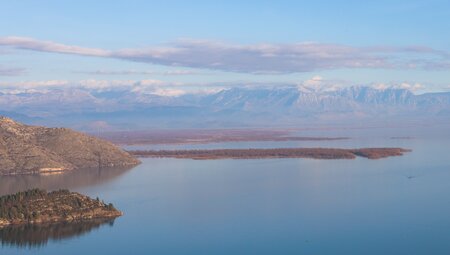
(106, 203, 115, 210)
(0, 189, 121, 224)
(0, 189, 47, 220)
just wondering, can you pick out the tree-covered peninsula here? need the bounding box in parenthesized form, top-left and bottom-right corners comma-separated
(0, 189, 122, 227)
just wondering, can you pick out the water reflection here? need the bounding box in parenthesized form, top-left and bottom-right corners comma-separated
(0, 165, 136, 196)
(0, 218, 116, 248)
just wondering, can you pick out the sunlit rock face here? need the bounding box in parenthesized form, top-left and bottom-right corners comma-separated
(0, 117, 140, 175)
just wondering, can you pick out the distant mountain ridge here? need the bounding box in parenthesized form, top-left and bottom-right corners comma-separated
(0, 86, 449, 129)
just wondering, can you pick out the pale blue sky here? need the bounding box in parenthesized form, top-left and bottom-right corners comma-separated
(0, 0, 449, 92)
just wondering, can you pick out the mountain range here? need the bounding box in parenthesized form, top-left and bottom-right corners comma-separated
(0, 86, 449, 130)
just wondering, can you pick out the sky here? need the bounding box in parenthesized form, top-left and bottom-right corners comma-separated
(0, 0, 449, 94)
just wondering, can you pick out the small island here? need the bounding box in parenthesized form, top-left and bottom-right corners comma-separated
(0, 189, 122, 227)
(129, 147, 411, 160)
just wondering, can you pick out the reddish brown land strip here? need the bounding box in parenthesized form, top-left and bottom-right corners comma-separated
(129, 147, 410, 160)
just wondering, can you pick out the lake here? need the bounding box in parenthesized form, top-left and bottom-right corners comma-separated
(1, 138, 450, 255)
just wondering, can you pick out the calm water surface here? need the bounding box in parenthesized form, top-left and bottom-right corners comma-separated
(1, 138, 450, 255)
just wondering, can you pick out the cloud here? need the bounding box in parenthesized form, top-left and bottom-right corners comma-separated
(0, 79, 198, 97)
(0, 36, 109, 56)
(372, 83, 389, 90)
(111, 40, 393, 73)
(0, 66, 26, 76)
(1, 36, 449, 73)
(0, 80, 69, 89)
(302, 75, 323, 87)
(372, 82, 424, 92)
(397, 82, 424, 91)
(77, 69, 202, 75)
(77, 79, 136, 90)
(149, 88, 186, 97)
(297, 75, 346, 93)
(0, 77, 436, 98)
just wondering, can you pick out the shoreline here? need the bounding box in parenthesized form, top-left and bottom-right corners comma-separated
(129, 147, 411, 160)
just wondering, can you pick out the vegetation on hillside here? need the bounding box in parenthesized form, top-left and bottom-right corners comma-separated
(0, 189, 122, 227)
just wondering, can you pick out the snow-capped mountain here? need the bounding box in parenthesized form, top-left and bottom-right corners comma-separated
(0, 86, 449, 129)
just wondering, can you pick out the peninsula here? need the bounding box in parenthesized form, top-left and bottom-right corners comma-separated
(0, 116, 140, 175)
(129, 147, 410, 160)
(0, 189, 122, 227)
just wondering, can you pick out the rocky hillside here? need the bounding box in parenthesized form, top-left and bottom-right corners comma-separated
(0, 189, 122, 227)
(0, 116, 140, 175)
